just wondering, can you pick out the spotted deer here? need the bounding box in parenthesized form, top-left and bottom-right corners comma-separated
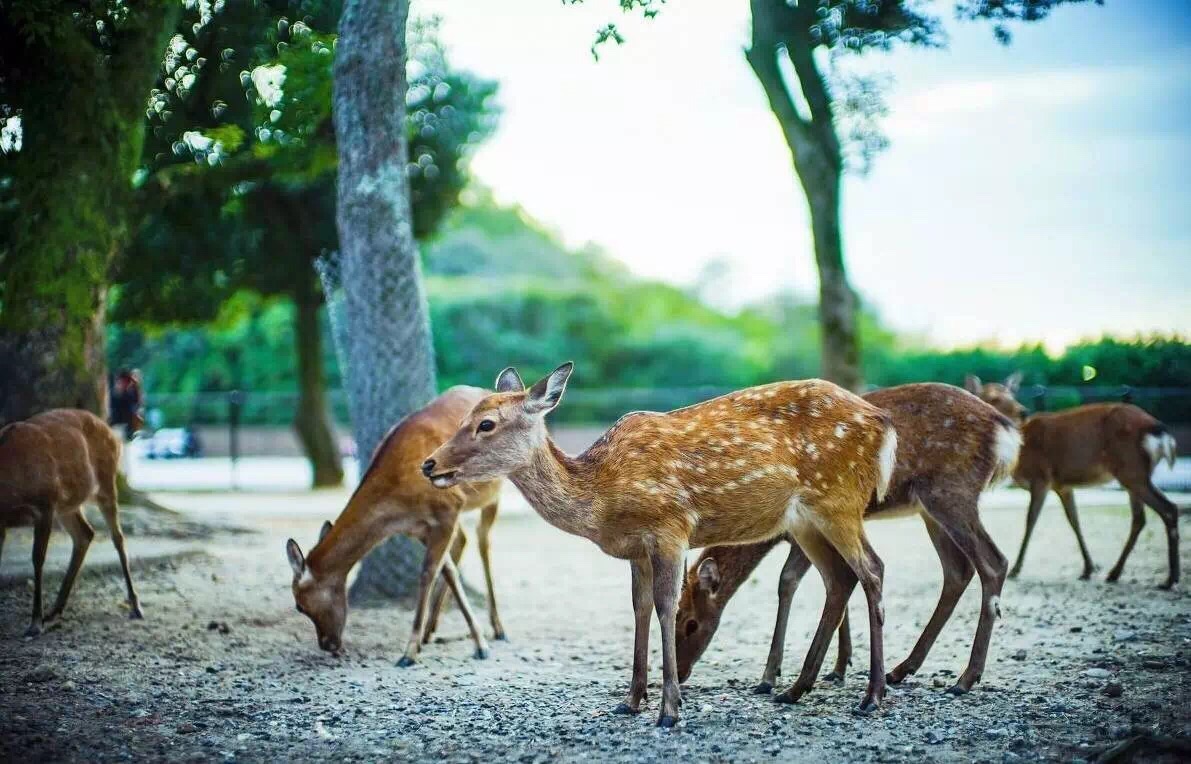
(966, 374, 1180, 588)
(674, 383, 1019, 695)
(423, 363, 898, 725)
(0, 409, 144, 636)
(286, 386, 505, 665)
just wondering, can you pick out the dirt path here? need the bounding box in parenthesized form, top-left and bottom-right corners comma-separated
(1, 491, 1189, 762)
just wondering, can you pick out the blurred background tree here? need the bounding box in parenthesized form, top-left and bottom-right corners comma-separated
(0, 0, 180, 423)
(578, 0, 1100, 391)
(110, 4, 497, 487)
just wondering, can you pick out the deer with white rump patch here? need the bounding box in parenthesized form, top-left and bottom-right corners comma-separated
(674, 383, 1019, 696)
(422, 363, 899, 725)
(967, 374, 1180, 588)
(286, 386, 505, 665)
(0, 409, 144, 636)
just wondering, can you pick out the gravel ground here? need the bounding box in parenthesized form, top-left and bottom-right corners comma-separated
(1, 490, 1189, 762)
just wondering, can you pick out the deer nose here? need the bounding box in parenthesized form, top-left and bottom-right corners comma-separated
(421, 459, 436, 477)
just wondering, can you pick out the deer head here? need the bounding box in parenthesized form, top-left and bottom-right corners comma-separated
(286, 521, 347, 653)
(421, 363, 573, 489)
(675, 557, 723, 683)
(965, 372, 1027, 423)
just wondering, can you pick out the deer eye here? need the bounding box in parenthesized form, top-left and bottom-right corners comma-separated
(477, 419, 496, 433)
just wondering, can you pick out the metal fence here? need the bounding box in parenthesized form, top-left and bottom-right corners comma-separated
(145, 384, 1191, 430)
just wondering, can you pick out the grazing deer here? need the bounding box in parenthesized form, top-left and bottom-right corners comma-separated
(0, 409, 144, 636)
(966, 374, 1180, 588)
(286, 386, 505, 665)
(675, 383, 1019, 696)
(423, 363, 898, 725)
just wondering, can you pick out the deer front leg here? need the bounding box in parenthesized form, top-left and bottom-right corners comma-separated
(613, 557, 653, 715)
(1009, 482, 1047, 578)
(45, 509, 95, 623)
(423, 526, 466, 644)
(477, 502, 506, 640)
(397, 530, 452, 667)
(439, 556, 491, 660)
(26, 507, 54, 637)
(756, 541, 812, 693)
(651, 549, 685, 728)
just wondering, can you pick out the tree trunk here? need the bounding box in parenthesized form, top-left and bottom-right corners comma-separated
(746, 0, 863, 391)
(0, 3, 180, 424)
(292, 284, 345, 488)
(333, 0, 439, 605)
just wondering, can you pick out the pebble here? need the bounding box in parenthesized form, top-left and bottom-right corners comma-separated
(926, 729, 947, 745)
(1112, 630, 1136, 643)
(1082, 668, 1111, 679)
(1101, 682, 1123, 698)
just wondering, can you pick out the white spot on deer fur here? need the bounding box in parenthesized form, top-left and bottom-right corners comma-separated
(853, 412, 866, 424)
(722, 480, 738, 491)
(942, 417, 954, 429)
(764, 389, 777, 398)
(806, 443, 818, 456)
(733, 458, 748, 467)
(753, 442, 774, 452)
(834, 424, 847, 438)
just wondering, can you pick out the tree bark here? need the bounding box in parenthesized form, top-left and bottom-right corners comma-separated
(746, 0, 863, 391)
(333, 0, 439, 604)
(292, 282, 345, 488)
(0, 3, 180, 423)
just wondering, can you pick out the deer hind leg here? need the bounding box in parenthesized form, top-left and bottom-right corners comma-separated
(26, 506, 55, 637)
(423, 525, 467, 644)
(932, 511, 1008, 694)
(45, 508, 95, 623)
(397, 528, 454, 667)
(756, 541, 813, 694)
(96, 491, 143, 619)
(887, 513, 974, 686)
(1056, 488, 1096, 580)
(1106, 494, 1145, 583)
(1132, 480, 1180, 589)
(824, 608, 853, 685)
(613, 557, 654, 715)
(650, 548, 686, 728)
(477, 502, 506, 640)
(775, 528, 857, 706)
(439, 556, 491, 660)
(1009, 482, 1048, 579)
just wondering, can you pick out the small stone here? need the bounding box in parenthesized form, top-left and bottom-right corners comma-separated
(176, 723, 198, 734)
(1011, 649, 1027, 661)
(62, 680, 77, 691)
(926, 729, 946, 745)
(1112, 630, 1136, 643)
(1101, 682, 1123, 698)
(1083, 668, 1111, 679)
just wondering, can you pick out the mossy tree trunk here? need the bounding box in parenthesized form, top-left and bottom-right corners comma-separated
(0, 2, 180, 423)
(334, 0, 439, 605)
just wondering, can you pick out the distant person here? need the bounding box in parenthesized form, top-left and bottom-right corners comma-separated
(109, 369, 144, 475)
(109, 369, 145, 440)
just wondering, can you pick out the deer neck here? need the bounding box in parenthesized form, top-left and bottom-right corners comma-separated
(509, 437, 599, 541)
(306, 495, 397, 580)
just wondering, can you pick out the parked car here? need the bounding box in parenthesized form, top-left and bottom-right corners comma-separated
(138, 427, 203, 459)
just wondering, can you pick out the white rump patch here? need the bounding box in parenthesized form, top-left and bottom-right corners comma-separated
(875, 426, 898, 502)
(1143, 432, 1178, 471)
(988, 424, 1022, 488)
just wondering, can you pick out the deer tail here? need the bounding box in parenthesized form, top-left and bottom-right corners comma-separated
(987, 416, 1022, 488)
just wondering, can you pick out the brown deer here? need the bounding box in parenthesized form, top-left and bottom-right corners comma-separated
(423, 363, 899, 725)
(966, 374, 1180, 588)
(674, 383, 1019, 696)
(0, 409, 144, 636)
(286, 386, 505, 666)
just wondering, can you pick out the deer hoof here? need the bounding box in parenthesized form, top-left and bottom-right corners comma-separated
(474, 646, 490, 660)
(493, 631, 508, 642)
(612, 702, 639, 716)
(774, 688, 805, 704)
(752, 681, 773, 695)
(1007, 568, 1021, 580)
(946, 683, 970, 696)
(396, 655, 417, 668)
(129, 605, 145, 620)
(1157, 580, 1176, 591)
(824, 671, 846, 685)
(1105, 571, 1121, 583)
(656, 714, 677, 728)
(854, 699, 880, 715)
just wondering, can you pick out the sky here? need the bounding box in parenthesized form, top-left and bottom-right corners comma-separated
(418, 0, 1191, 350)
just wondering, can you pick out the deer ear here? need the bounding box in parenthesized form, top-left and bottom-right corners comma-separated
(697, 558, 721, 595)
(963, 375, 983, 395)
(495, 367, 525, 393)
(525, 362, 573, 415)
(318, 521, 333, 543)
(1004, 371, 1023, 394)
(286, 539, 305, 577)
